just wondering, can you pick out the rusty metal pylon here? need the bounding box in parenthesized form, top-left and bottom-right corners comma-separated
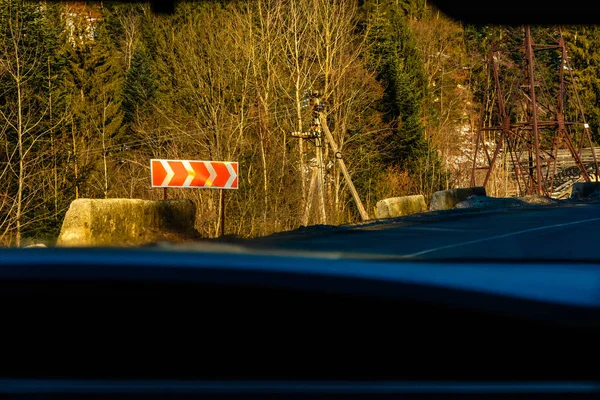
(470, 26, 599, 197)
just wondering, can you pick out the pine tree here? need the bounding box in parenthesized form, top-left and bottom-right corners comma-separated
(564, 25, 600, 144)
(62, 4, 125, 199)
(363, 0, 429, 168)
(122, 45, 157, 126)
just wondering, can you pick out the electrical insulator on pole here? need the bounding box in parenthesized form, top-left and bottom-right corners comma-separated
(291, 131, 320, 139)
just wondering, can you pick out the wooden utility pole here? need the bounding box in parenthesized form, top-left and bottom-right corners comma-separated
(319, 112, 369, 221)
(292, 91, 327, 226)
(315, 135, 328, 225)
(302, 167, 318, 226)
(291, 90, 369, 223)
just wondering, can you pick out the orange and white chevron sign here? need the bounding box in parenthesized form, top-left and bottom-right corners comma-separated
(150, 159, 238, 189)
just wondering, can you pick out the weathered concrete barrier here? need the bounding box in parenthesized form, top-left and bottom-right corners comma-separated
(454, 193, 558, 210)
(570, 182, 600, 199)
(455, 195, 523, 209)
(430, 187, 486, 211)
(56, 198, 200, 247)
(375, 195, 427, 219)
(519, 194, 558, 205)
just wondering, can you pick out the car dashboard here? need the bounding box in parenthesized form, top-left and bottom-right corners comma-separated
(0, 247, 598, 399)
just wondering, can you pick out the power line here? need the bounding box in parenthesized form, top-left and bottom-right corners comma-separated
(64, 104, 300, 158)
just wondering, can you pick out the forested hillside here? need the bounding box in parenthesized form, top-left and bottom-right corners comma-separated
(1, 0, 599, 246)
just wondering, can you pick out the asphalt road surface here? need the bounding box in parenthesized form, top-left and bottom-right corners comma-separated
(235, 202, 600, 261)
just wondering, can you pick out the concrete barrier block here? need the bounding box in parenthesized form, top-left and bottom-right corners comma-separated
(455, 195, 524, 209)
(570, 182, 600, 199)
(430, 187, 486, 211)
(375, 195, 427, 219)
(56, 198, 199, 247)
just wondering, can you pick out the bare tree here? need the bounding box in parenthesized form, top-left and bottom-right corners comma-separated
(0, 0, 65, 246)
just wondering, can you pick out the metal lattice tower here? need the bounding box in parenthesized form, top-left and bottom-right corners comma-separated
(470, 26, 599, 197)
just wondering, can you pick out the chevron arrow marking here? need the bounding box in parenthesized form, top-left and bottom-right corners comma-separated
(151, 159, 239, 189)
